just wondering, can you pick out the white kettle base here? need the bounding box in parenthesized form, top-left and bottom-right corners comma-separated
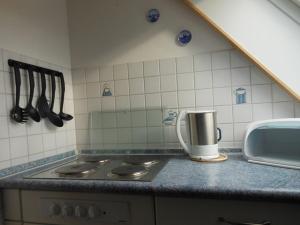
(188, 144, 220, 160)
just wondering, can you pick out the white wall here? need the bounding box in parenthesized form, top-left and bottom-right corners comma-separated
(0, 0, 71, 68)
(188, 0, 300, 101)
(67, 0, 231, 68)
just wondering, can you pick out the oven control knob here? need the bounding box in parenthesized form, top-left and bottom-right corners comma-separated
(75, 206, 87, 218)
(62, 205, 74, 217)
(88, 206, 97, 219)
(49, 203, 61, 216)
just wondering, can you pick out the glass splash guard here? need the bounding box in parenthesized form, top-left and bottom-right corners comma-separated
(87, 109, 181, 151)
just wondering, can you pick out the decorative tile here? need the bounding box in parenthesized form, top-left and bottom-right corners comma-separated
(128, 62, 143, 78)
(129, 78, 144, 95)
(101, 81, 114, 97)
(231, 67, 251, 86)
(194, 53, 211, 71)
(177, 73, 194, 90)
(232, 86, 251, 104)
(212, 69, 231, 87)
(195, 71, 213, 89)
(113, 64, 128, 80)
(161, 75, 177, 92)
(212, 51, 230, 70)
(176, 56, 193, 74)
(145, 76, 160, 93)
(195, 89, 213, 106)
(159, 58, 176, 75)
(144, 60, 159, 77)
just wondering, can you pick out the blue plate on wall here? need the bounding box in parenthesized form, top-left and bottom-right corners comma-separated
(147, 9, 160, 23)
(177, 30, 192, 46)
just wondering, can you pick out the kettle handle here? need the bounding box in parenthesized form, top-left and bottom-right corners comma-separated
(176, 110, 191, 154)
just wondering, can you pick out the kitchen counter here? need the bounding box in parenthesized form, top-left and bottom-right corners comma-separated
(0, 153, 300, 202)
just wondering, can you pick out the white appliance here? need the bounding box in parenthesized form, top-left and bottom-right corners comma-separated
(176, 110, 222, 160)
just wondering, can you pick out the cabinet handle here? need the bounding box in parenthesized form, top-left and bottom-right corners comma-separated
(218, 217, 271, 225)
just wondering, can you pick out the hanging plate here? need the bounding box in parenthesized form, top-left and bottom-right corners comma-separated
(177, 30, 192, 46)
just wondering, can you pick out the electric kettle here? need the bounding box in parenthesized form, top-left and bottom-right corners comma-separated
(176, 110, 222, 160)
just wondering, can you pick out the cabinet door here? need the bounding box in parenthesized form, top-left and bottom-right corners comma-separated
(3, 189, 22, 221)
(156, 197, 300, 225)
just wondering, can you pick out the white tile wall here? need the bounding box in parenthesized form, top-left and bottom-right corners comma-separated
(0, 49, 76, 169)
(72, 49, 298, 150)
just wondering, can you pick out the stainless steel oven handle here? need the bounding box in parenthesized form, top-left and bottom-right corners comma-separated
(218, 217, 271, 225)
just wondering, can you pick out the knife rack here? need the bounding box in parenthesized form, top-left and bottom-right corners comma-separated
(8, 59, 62, 77)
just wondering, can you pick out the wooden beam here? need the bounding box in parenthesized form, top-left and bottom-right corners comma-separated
(184, 0, 300, 101)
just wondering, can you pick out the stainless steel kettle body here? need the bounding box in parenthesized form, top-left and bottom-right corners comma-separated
(176, 110, 221, 159)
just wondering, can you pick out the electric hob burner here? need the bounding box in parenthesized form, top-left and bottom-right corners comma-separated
(123, 157, 159, 167)
(55, 163, 97, 176)
(109, 165, 148, 178)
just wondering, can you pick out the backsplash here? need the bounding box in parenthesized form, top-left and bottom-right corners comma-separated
(0, 48, 76, 170)
(72, 49, 300, 150)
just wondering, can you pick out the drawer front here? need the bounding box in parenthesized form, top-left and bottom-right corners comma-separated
(156, 197, 300, 225)
(3, 189, 22, 221)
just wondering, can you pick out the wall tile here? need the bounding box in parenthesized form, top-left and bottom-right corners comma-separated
(162, 92, 178, 108)
(159, 58, 176, 75)
(86, 83, 100, 98)
(195, 89, 213, 106)
(233, 104, 253, 122)
(128, 62, 143, 78)
(72, 69, 86, 84)
(132, 128, 147, 143)
(102, 113, 117, 128)
(113, 64, 128, 80)
(131, 111, 147, 127)
(0, 95, 7, 116)
(116, 96, 130, 110)
(8, 119, 27, 137)
(117, 128, 132, 143)
(130, 95, 145, 109)
(251, 66, 271, 85)
(147, 127, 163, 143)
(102, 129, 117, 144)
(43, 133, 56, 151)
(75, 114, 89, 129)
(273, 102, 294, 118)
(116, 111, 131, 128)
(100, 65, 113, 81)
(0, 117, 9, 138)
(76, 129, 89, 145)
(195, 71, 213, 89)
(0, 72, 5, 94)
(176, 56, 193, 74)
(212, 69, 231, 87)
(129, 78, 144, 95)
(272, 84, 293, 102)
(213, 87, 232, 105)
(161, 75, 177, 92)
(146, 110, 162, 127)
(212, 51, 230, 70)
(177, 73, 194, 90)
(101, 97, 115, 112)
(145, 93, 161, 108)
(231, 67, 251, 86)
(215, 105, 233, 123)
(234, 123, 249, 141)
(0, 138, 10, 161)
(230, 50, 250, 68)
(145, 76, 160, 93)
(114, 80, 129, 96)
(218, 123, 234, 142)
(252, 84, 272, 103)
(74, 99, 88, 114)
(178, 90, 195, 108)
(144, 60, 159, 77)
(252, 103, 273, 120)
(28, 134, 43, 155)
(0, 48, 3, 71)
(87, 98, 101, 112)
(73, 84, 87, 99)
(10, 136, 28, 158)
(194, 53, 211, 72)
(86, 67, 99, 83)
(164, 126, 178, 143)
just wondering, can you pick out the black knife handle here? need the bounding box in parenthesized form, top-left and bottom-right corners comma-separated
(13, 64, 21, 107)
(59, 73, 65, 113)
(50, 73, 56, 111)
(27, 66, 35, 105)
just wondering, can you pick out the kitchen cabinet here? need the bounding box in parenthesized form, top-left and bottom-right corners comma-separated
(156, 197, 300, 225)
(3, 190, 21, 221)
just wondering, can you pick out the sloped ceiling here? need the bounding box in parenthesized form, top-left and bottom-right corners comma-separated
(185, 0, 300, 101)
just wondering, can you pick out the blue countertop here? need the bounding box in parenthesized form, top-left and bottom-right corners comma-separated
(1, 153, 300, 202)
